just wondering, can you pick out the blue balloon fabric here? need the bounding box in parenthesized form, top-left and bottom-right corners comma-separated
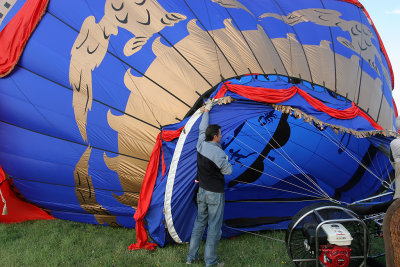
(0, 0, 396, 246)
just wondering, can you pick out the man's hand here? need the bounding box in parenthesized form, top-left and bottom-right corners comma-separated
(200, 99, 214, 113)
(203, 99, 213, 112)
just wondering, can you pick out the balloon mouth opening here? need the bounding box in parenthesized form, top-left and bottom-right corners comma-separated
(185, 73, 355, 120)
(170, 101, 393, 231)
(183, 74, 289, 119)
(183, 73, 397, 139)
(161, 74, 395, 229)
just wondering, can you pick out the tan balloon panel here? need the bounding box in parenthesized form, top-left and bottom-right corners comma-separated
(210, 19, 264, 75)
(379, 102, 395, 131)
(243, 25, 288, 76)
(274, 33, 314, 82)
(302, 40, 336, 91)
(178, 19, 237, 84)
(335, 54, 363, 103)
(359, 75, 383, 120)
(74, 146, 119, 225)
(104, 153, 148, 208)
(107, 110, 158, 159)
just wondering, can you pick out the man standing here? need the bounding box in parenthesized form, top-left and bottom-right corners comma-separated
(389, 118, 400, 199)
(390, 138, 400, 199)
(186, 100, 232, 266)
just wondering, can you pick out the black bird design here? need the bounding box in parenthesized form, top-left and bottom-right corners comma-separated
(228, 113, 291, 187)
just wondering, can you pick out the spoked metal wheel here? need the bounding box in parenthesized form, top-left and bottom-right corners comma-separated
(285, 202, 369, 266)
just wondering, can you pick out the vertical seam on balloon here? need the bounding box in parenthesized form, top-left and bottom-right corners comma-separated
(157, 32, 213, 87)
(355, 1, 395, 90)
(376, 90, 384, 122)
(266, 0, 294, 78)
(182, 0, 238, 77)
(223, 8, 266, 76)
(256, 12, 289, 77)
(203, 0, 223, 78)
(355, 7, 365, 106)
(319, 0, 338, 93)
(270, 0, 314, 84)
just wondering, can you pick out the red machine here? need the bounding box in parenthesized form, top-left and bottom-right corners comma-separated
(319, 245, 351, 267)
(286, 204, 369, 267)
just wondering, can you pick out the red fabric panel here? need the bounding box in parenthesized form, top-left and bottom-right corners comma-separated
(298, 89, 383, 130)
(214, 83, 229, 99)
(0, 0, 49, 77)
(296, 89, 358, 119)
(219, 82, 383, 130)
(357, 110, 384, 130)
(222, 82, 298, 103)
(0, 167, 54, 223)
(0, 168, 5, 184)
(393, 99, 398, 118)
(129, 128, 183, 250)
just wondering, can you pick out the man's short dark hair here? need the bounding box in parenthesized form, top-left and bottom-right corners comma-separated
(205, 124, 221, 141)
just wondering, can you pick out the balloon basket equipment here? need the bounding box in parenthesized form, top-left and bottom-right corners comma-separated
(285, 203, 368, 267)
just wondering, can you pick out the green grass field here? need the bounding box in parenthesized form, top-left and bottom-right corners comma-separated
(0, 219, 385, 266)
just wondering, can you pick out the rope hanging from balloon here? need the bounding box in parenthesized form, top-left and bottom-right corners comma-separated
(230, 159, 331, 199)
(224, 225, 286, 243)
(227, 133, 330, 199)
(319, 127, 393, 190)
(219, 107, 392, 205)
(250, 121, 331, 197)
(223, 131, 335, 201)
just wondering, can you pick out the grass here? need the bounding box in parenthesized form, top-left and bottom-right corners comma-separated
(0, 219, 385, 266)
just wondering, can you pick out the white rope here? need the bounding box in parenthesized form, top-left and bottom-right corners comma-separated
(384, 161, 394, 186)
(228, 139, 326, 197)
(232, 160, 331, 199)
(224, 226, 285, 243)
(231, 135, 325, 196)
(384, 164, 394, 186)
(370, 147, 395, 190)
(261, 123, 331, 198)
(367, 148, 384, 181)
(321, 129, 392, 190)
(322, 130, 377, 178)
(245, 120, 331, 198)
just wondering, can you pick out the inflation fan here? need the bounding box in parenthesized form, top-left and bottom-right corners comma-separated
(286, 203, 369, 267)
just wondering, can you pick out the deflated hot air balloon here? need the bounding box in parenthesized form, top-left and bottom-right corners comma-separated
(0, 0, 397, 248)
